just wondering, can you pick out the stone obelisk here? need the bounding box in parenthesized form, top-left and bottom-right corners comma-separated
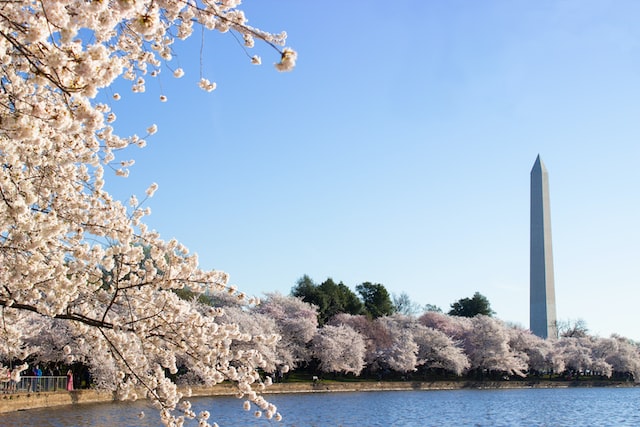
(530, 155, 558, 339)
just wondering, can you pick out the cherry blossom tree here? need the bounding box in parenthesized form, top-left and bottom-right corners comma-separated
(553, 335, 640, 380)
(378, 315, 419, 373)
(552, 337, 594, 376)
(216, 306, 280, 374)
(253, 293, 318, 371)
(604, 335, 640, 380)
(0, 1, 295, 425)
(507, 326, 555, 374)
(0, 308, 35, 363)
(329, 313, 394, 373)
(311, 324, 366, 376)
(546, 346, 567, 375)
(412, 324, 470, 376)
(381, 314, 470, 376)
(418, 311, 472, 341)
(461, 315, 527, 377)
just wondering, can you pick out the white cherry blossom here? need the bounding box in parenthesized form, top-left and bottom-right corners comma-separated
(1, 1, 295, 425)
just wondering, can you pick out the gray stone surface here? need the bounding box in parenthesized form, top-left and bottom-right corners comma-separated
(530, 155, 558, 339)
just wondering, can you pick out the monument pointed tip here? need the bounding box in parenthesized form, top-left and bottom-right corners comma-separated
(532, 155, 546, 172)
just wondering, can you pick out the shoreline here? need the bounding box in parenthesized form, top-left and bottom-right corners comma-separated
(2, 379, 637, 413)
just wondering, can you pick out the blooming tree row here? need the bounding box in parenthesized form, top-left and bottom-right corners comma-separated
(247, 295, 639, 382)
(11, 292, 640, 391)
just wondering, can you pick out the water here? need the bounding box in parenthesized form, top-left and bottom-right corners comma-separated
(4, 387, 640, 427)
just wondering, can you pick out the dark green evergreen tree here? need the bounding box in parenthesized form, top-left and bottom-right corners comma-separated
(356, 282, 395, 318)
(292, 275, 362, 324)
(448, 291, 495, 317)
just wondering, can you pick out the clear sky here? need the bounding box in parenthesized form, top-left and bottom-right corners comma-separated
(105, 1, 640, 341)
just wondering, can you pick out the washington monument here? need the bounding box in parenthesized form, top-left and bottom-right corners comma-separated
(530, 155, 558, 339)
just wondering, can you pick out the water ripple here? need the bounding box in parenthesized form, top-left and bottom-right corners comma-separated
(4, 387, 640, 426)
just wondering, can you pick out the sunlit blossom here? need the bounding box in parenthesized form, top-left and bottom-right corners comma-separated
(198, 78, 217, 92)
(146, 183, 159, 197)
(275, 48, 297, 72)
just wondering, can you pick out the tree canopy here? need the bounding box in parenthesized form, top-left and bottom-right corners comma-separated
(291, 276, 363, 324)
(448, 292, 495, 318)
(558, 319, 589, 338)
(393, 292, 423, 316)
(356, 282, 395, 319)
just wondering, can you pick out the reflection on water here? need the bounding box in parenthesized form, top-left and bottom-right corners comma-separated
(2, 401, 158, 427)
(4, 387, 640, 427)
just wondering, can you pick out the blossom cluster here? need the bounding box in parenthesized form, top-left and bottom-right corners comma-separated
(1, 1, 295, 425)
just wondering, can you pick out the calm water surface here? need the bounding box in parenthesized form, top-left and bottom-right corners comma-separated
(4, 387, 640, 426)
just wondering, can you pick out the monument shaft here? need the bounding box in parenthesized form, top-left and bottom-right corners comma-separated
(530, 155, 558, 339)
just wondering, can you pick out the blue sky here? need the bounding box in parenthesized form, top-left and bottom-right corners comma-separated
(106, 1, 640, 340)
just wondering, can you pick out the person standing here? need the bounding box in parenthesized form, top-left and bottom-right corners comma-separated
(66, 369, 74, 391)
(3, 368, 10, 393)
(32, 365, 42, 391)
